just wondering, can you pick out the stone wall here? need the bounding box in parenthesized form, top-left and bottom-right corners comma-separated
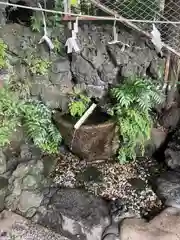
(0, 20, 165, 112)
(71, 23, 164, 99)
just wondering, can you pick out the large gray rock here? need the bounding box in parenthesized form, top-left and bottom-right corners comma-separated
(0, 177, 8, 212)
(0, 0, 8, 25)
(0, 150, 6, 174)
(120, 207, 180, 240)
(155, 170, 180, 207)
(145, 127, 168, 156)
(40, 85, 71, 110)
(160, 106, 180, 131)
(165, 148, 180, 169)
(5, 159, 48, 212)
(32, 188, 111, 240)
(18, 191, 43, 216)
(163, 125, 180, 169)
(12, 160, 44, 179)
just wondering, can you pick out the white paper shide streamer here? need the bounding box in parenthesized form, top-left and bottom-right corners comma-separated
(65, 15, 80, 53)
(151, 24, 163, 56)
(108, 16, 130, 51)
(38, 3, 54, 50)
(108, 17, 119, 45)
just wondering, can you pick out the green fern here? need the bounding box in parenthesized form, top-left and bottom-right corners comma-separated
(53, 38, 63, 54)
(30, 13, 43, 32)
(0, 87, 22, 147)
(54, 0, 64, 26)
(68, 90, 91, 118)
(110, 76, 165, 163)
(0, 39, 8, 68)
(0, 87, 62, 154)
(8, 73, 31, 99)
(21, 100, 62, 154)
(29, 58, 51, 75)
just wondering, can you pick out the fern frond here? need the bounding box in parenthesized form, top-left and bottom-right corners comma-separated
(22, 100, 62, 153)
(68, 91, 91, 118)
(110, 75, 163, 163)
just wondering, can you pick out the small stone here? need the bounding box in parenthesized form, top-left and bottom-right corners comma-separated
(43, 156, 58, 177)
(20, 144, 32, 160)
(18, 191, 43, 214)
(12, 162, 30, 178)
(22, 175, 39, 190)
(5, 194, 19, 211)
(13, 178, 22, 196)
(26, 207, 37, 218)
(30, 160, 44, 176)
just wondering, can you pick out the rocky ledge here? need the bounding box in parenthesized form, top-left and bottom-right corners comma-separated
(0, 133, 180, 239)
(0, 139, 171, 240)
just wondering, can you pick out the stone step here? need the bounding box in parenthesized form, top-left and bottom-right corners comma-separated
(0, 210, 69, 240)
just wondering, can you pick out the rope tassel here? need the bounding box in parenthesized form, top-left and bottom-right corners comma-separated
(38, 3, 54, 50)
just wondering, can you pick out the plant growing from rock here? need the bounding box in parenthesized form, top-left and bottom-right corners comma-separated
(53, 0, 64, 26)
(0, 39, 8, 68)
(110, 76, 164, 163)
(0, 86, 62, 154)
(0, 87, 22, 147)
(28, 57, 51, 75)
(8, 72, 31, 99)
(53, 37, 63, 54)
(68, 88, 91, 118)
(30, 13, 43, 32)
(21, 99, 62, 154)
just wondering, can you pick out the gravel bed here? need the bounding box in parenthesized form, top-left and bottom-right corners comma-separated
(51, 152, 164, 217)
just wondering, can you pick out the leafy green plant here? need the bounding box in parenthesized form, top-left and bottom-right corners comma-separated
(110, 76, 164, 163)
(0, 87, 22, 147)
(21, 100, 62, 154)
(8, 73, 31, 99)
(0, 86, 62, 154)
(0, 39, 8, 68)
(68, 89, 91, 117)
(29, 58, 51, 75)
(53, 0, 64, 26)
(30, 13, 43, 32)
(53, 38, 63, 54)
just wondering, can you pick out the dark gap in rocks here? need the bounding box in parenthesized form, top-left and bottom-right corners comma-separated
(152, 129, 176, 163)
(144, 205, 166, 221)
(106, 45, 117, 66)
(146, 131, 172, 184)
(5, 1, 33, 26)
(116, 65, 124, 83)
(146, 63, 156, 79)
(76, 166, 102, 183)
(148, 130, 176, 207)
(127, 178, 147, 193)
(66, 53, 78, 85)
(71, 75, 78, 84)
(80, 53, 96, 70)
(97, 68, 102, 80)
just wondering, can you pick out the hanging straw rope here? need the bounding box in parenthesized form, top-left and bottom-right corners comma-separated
(0, 1, 180, 56)
(1, 1, 180, 24)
